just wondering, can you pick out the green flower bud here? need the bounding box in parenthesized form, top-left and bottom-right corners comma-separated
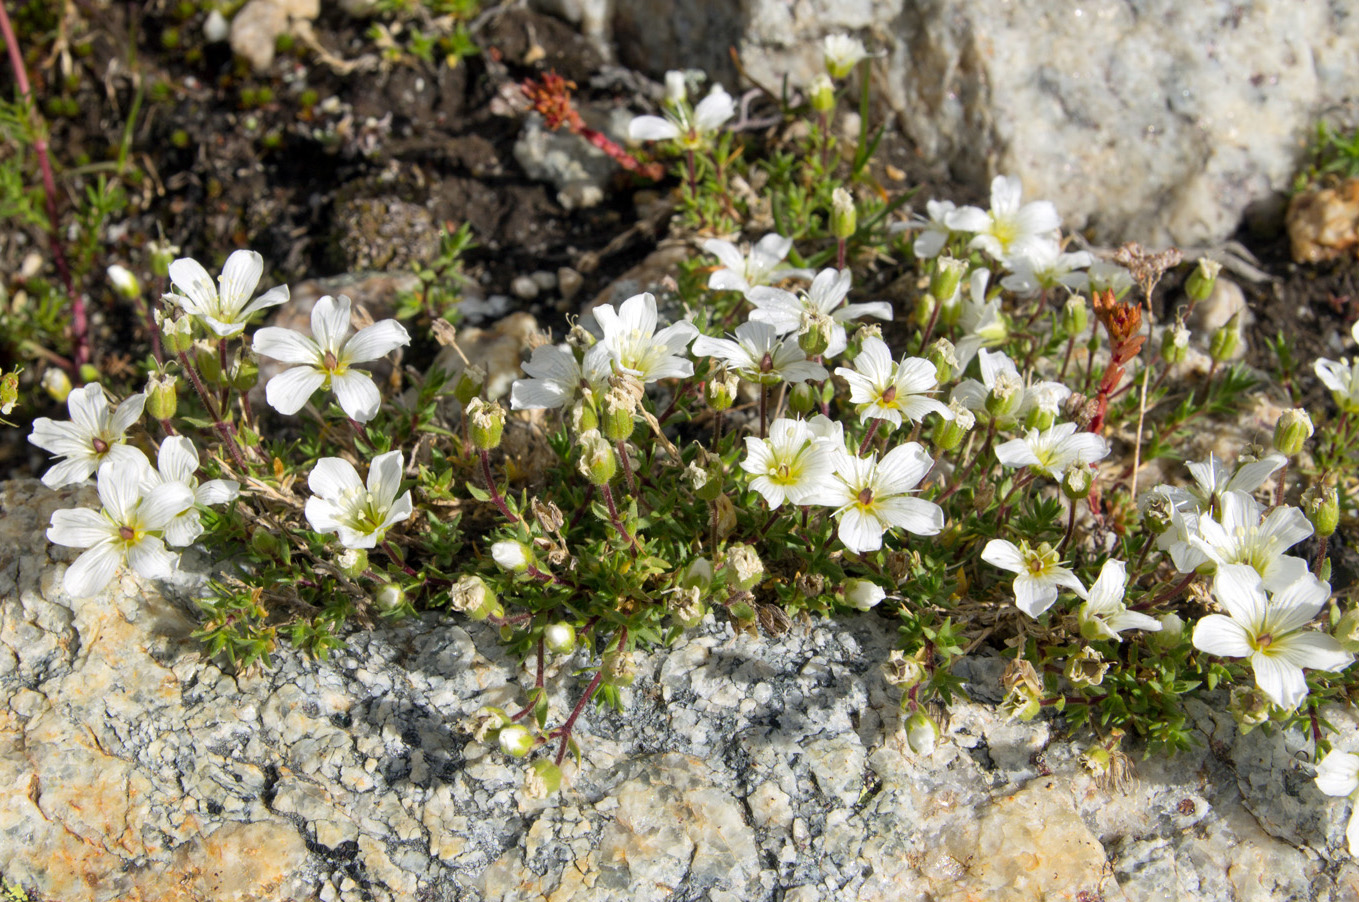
(603, 649, 636, 687)
(229, 357, 259, 392)
(927, 338, 957, 386)
(726, 543, 764, 590)
(1064, 647, 1108, 688)
(1149, 612, 1184, 651)
(1302, 483, 1340, 538)
(0, 367, 19, 415)
(374, 583, 406, 613)
(831, 187, 856, 240)
(544, 622, 576, 654)
(498, 724, 535, 758)
(107, 264, 141, 300)
(913, 292, 937, 329)
(985, 371, 1024, 420)
(706, 369, 739, 412)
(929, 256, 967, 304)
(809, 73, 835, 113)
(78, 363, 100, 385)
(1160, 321, 1190, 365)
(843, 578, 885, 611)
(146, 373, 179, 420)
(1061, 296, 1088, 337)
(466, 397, 506, 451)
(1273, 408, 1313, 457)
(41, 367, 72, 403)
(681, 557, 714, 592)
(577, 429, 617, 486)
(1024, 407, 1056, 432)
(337, 548, 368, 578)
(798, 310, 834, 358)
(904, 710, 940, 755)
(1228, 685, 1271, 733)
(570, 398, 598, 433)
(525, 759, 563, 798)
(1208, 311, 1242, 363)
(932, 401, 975, 453)
(148, 240, 179, 278)
(1185, 257, 1222, 304)
(788, 381, 818, 416)
(1334, 608, 1359, 654)
(454, 365, 486, 406)
(250, 528, 284, 559)
(160, 314, 195, 355)
(1062, 465, 1095, 500)
(195, 343, 222, 384)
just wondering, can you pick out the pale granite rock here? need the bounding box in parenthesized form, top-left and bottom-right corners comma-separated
(1, 475, 1355, 900)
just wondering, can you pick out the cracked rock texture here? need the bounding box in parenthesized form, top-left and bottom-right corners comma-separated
(3, 476, 1359, 900)
(561, 0, 1359, 247)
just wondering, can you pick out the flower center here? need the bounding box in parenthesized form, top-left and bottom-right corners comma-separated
(323, 350, 340, 373)
(760, 352, 774, 373)
(118, 525, 136, 542)
(857, 487, 874, 506)
(92, 437, 110, 454)
(880, 385, 897, 405)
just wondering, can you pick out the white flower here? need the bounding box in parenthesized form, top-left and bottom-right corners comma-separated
(492, 540, 532, 574)
(995, 422, 1110, 480)
(740, 417, 837, 508)
(1000, 241, 1093, 296)
(815, 443, 944, 554)
(843, 578, 886, 611)
(592, 292, 698, 382)
(1189, 491, 1312, 592)
(703, 233, 812, 293)
(691, 320, 828, 385)
(165, 249, 289, 338)
(510, 343, 613, 411)
(894, 199, 958, 259)
(951, 348, 1068, 423)
(1078, 560, 1162, 642)
(823, 33, 869, 79)
(982, 538, 1088, 618)
(1315, 749, 1359, 856)
(1192, 564, 1352, 710)
(142, 436, 240, 547)
(948, 269, 1008, 372)
(1062, 260, 1134, 297)
(28, 383, 147, 489)
(947, 176, 1061, 266)
(748, 268, 893, 358)
(46, 459, 194, 598)
(253, 294, 410, 423)
(628, 84, 735, 149)
(835, 336, 951, 428)
(304, 450, 413, 549)
(1316, 358, 1359, 414)
(1155, 452, 1286, 516)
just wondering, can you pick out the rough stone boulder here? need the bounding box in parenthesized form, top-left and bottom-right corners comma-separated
(3, 477, 1359, 900)
(553, 0, 1359, 247)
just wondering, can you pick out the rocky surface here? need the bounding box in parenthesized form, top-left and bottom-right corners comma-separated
(3, 476, 1359, 901)
(581, 0, 1359, 247)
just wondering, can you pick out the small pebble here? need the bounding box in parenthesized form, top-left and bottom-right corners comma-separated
(557, 267, 583, 301)
(511, 275, 539, 300)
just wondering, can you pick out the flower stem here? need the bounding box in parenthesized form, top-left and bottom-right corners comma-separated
(1314, 535, 1330, 577)
(759, 384, 768, 439)
(1056, 498, 1078, 555)
(599, 482, 639, 554)
(617, 439, 636, 495)
(479, 449, 520, 524)
(177, 349, 251, 473)
(858, 418, 881, 457)
(381, 539, 418, 578)
(554, 669, 604, 766)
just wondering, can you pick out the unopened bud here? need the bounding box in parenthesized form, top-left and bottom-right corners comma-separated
(985, 371, 1024, 419)
(1061, 296, 1088, 337)
(577, 429, 617, 485)
(78, 363, 100, 385)
(1024, 407, 1056, 433)
(1149, 612, 1184, 651)
(374, 582, 406, 613)
(229, 356, 258, 392)
(1161, 321, 1190, 365)
(1185, 257, 1222, 304)
(491, 541, 532, 574)
(842, 578, 885, 611)
(107, 264, 141, 300)
(160, 313, 195, 355)
(41, 367, 72, 402)
(930, 256, 967, 303)
(710, 493, 737, 540)
(194, 343, 222, 384)
(148, 240, 179, 277)
(1273, 408, 1313, 457)
(1302, 483, 1340, 538)
(664, 70, 688, 105)
(831, 187, 856, 240)
(250, 528, 284, 559)
(913, 292, 937, 329)
(681, 557, 714, 592)
(809, 73, 835, 113)
(498, 724, 534, 758)
(337, 548, 368, 578)
(1208, 311, 1242, 363)
(1334, 608, 1359, 654)
(788, 381, 818, 415)
(544, 622, 576, 654)
(601, 389, 636, 442)
(927, 338, 957, 385)
(706, 369, 739, 411)
(904, 710, 940, 755)
(0, 368, 18, 415)
(933, 400, 974, 452)
(454, 365, 485, 406)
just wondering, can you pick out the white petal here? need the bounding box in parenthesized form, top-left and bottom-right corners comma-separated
(63, 542, 124, 597)
(1251, 652, 1308, 709)
(240, 284, 290, 317)
(629, 116, 679, 142)
(331, 371, 382, 422)
(42, 456, 97, 490)
(196, 479, 240, 506)
(168, 257, 218, 314)
(48, 508, 115, 549)
(309, 457, 363, 500)
(702, 238, 747, 273)
(265, 367, 327, 416)
(1085, 559, 1127, 615)
(139, 483, 196, 529)
(164, 512, 204, 547)
(693, 87, 735, 131)
(981, 539, 1025, 574)
(1273, 632, 1354, 674)
(97, 460, 145, 523)
(837, 507, 883, 554)
(157, 436, 200, 484)
(253, 327, 321, 365)
(1013, 575, 1058, 618)
(1316, 750, 1359, 798)
(126, 536, 178, 580)
(1213, 564, 1269, 631)
(875, 496, 944, 536)
(218, 249, 264, 310)
(366, 450, 406, 507)
(305, 497, 344, 534)
(311, 295, 353, 353)
(108, 393, 147, 435)
(1191, 614, 1254, 658)
(1348, 806, 1359, 857)
(345, 320, 411, 364)
(875, 442, 933, 493)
